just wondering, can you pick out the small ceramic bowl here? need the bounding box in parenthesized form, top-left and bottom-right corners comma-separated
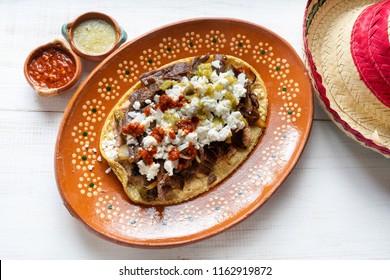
(62, 12, 127, 61)
(24, 39, 82, 97)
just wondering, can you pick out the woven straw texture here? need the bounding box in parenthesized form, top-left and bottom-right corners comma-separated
(351, 1, 390, 107)
(305, 0, 390, 157)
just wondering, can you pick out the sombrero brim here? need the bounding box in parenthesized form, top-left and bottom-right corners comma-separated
(303, 0, 390, 157)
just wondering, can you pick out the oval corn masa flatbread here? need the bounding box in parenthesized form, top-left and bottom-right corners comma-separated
(100, 55, 268, 205)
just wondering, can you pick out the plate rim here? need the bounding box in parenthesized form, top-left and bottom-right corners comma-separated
(55, 17, 314, 247)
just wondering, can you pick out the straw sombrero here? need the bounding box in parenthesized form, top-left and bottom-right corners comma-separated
(304, 0, 390, 157)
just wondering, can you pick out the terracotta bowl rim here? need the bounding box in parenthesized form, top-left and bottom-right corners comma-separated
(63, 11, 125, 61)
(24, 38, 82, 96)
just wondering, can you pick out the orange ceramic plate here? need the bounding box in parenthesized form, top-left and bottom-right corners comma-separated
(55, 18, 313, 247)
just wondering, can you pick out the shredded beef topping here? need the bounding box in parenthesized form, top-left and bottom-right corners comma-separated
(128, 83, 162, 110)
(140, 62, 192, 85)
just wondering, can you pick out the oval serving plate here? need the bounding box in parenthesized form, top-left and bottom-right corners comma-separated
(55, 18, 313, 247)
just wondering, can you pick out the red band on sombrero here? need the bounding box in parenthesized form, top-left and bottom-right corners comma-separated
(351, 0, 390, 108)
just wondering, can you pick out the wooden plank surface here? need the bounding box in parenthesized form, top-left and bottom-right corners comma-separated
(0, 0, 389, 259)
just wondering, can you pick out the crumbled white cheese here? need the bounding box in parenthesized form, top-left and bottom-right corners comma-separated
(202, 96, 218, 112)
(211, 60, 221, 69)
(214, 90, 225, 101)
(219, 125, 232, 140)
(142, 115, 156, 130)
(165, 83, 185, 101)
(137, 161, 160, 181)
(181, 97, 200, 116)
(143, 136, 158, 148)
(164, 160, 175, 176)
(91, 148, 97, 153)
(215, 100, 231, 116)
(155, 145, 167, 159)
(232, 84, 247, 100)
(207, 128, 220, 142)
(195, 125, 210, 145)
(186, 132, 198, 143)
(210, 71, 219, 83)
(163, 133, 173, 145)
(237, 72, 246, 85)
(133, 101, 141, 110)
(153, 108, 163, 123)
(128, 111, 138, 119)
(225, 69, 235, 77)
(97, 156, 102, 162)
(105, 167, 112, 174)
(131, 111, 146, 123)
(88, 165, 94, 171)
(193, 76, 211, 94)
(178, 142, 189, 151)
(227, 111, 246, 130)
(218, 77, 229, 88)
(126, 135, 139, 145)
(145, 99, 152, 104)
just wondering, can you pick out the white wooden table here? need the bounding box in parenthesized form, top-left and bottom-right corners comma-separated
(1, 0, 389, 259)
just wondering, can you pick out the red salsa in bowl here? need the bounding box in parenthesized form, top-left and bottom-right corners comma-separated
(24, 39, 82, 97)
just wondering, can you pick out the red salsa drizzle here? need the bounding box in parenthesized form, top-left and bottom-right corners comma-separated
(150, 126, 165, 143)
(138, 146, 157, 165)
(156, 94, 186, 112)
(168, 147, 180, 161)
(182, 142, 197, 159)
(168, 130, 176, 140)
(143, 106, 151, 116)
(28, 47, 76, 89)
(122, 121, 145, 137)
(177, 116, 200, 134)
